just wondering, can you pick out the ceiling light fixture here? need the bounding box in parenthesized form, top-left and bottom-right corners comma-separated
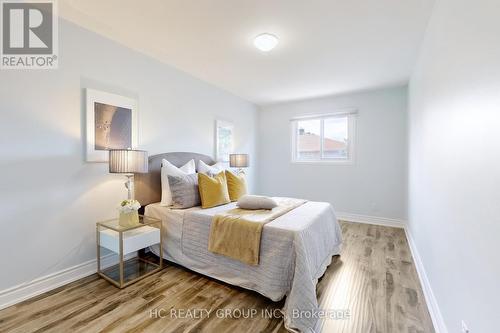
(253, 33, 279, 52)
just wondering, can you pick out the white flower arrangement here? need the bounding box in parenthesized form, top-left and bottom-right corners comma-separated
(118, 199, 141, 213)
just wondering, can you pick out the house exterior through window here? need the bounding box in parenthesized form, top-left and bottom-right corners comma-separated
(291, 112, 356, 163)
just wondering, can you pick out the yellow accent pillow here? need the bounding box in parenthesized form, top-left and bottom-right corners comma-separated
(198, 172, 231, 208)
(225, 170, 247, 202)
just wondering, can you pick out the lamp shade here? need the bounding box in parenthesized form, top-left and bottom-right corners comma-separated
(229, 154, 249, 168)
(109, 149, 148, 174)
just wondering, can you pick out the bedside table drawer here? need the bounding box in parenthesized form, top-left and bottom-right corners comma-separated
(99, 226, 160, 255)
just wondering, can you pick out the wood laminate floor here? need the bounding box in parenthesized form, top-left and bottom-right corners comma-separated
(0, 222, 435, 333)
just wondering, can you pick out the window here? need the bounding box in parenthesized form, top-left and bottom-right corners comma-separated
(291, 112, 356, 163)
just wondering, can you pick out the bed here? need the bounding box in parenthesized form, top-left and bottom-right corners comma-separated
(135, 152, 342, 333)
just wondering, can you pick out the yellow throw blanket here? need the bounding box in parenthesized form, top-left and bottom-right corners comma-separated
(208, 198, 307, 265)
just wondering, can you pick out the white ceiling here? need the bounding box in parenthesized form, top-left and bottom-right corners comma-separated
(61, 0, 434, 105)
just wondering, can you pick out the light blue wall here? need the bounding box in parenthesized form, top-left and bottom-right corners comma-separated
(258, 86, 408, 220)
(0, 19, 257, 291)
(408, 0, 500, 332)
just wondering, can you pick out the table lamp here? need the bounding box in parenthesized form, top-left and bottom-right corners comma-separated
(109, 149, 148, 200)
(229, 153, 249, 174)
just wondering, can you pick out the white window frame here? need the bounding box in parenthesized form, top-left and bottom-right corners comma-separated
(290, 111, 357, 165)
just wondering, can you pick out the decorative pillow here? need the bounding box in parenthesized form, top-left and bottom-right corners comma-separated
(237, 195, 278, 210)
(225, 170, 247, 202)
(198, 172, 231, 208)
(198, 160, 225, 175)
(167, 173, 200, 208)
(160, 159, 195, 206)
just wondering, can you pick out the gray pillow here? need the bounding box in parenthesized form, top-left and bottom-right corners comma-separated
(237, 195, 278, 210)
(167, 173, 200, 208)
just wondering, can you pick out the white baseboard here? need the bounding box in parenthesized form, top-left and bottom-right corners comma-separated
(0, 259, 97, 311)
(404, 227, 448, 333)
(0, 252, 135, 311)
(337, 212, 406, 228)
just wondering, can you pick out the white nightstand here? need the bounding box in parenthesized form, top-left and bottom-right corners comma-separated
(96, 215, 163, 288)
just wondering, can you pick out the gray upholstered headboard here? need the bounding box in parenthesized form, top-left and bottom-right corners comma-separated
(135, 152, 215, 206)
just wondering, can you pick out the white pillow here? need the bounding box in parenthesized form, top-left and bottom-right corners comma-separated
(237, 195, 278, 210)
(197, 160, 225, 175)
(160, 159, 195, 206)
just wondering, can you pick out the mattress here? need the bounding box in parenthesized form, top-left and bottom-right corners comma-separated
(145, 203, 201, 263)
(145, 199, 342, 332)
(146, 202, 292, 299)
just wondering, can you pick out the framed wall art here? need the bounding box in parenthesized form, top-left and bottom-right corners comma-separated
(85, 89, 138, 162)
(215, 119, 234, 162)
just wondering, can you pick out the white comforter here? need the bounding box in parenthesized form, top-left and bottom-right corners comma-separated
(146, 198, 342, 332)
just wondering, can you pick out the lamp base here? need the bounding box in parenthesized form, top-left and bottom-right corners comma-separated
(124, 175, 134, 200)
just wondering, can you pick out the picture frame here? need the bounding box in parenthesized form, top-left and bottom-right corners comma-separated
(85, 89, 138, 162)
(215, 119, 234, 162)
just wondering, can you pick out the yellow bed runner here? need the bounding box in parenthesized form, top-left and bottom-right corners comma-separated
(208, 198, 306, 265)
